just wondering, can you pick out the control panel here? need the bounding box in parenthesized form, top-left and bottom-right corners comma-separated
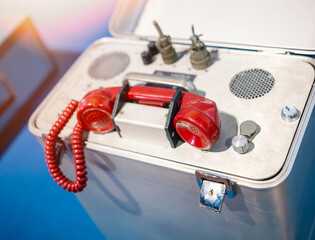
(31, 21, 314, 186)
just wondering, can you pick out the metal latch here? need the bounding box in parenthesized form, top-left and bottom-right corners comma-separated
(195, 170, 235, 213)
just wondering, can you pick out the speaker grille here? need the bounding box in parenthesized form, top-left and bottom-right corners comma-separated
(88, 52, 130, 80)
(229, 68, 275, 99)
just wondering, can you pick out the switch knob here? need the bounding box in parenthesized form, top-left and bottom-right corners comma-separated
(232, 135, 249, 154)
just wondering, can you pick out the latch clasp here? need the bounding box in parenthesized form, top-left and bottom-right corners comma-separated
(195, 170, 235, 212)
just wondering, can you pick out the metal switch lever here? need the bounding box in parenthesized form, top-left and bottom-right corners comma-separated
(240, 120, 258, 142)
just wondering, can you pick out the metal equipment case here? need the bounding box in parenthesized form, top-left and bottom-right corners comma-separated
(29, 0, 315, 239)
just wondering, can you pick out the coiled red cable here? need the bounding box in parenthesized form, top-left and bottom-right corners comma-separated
(44, 100, 87, 192)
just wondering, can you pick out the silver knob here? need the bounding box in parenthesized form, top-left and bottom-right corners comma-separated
(232, 135, 249, 154)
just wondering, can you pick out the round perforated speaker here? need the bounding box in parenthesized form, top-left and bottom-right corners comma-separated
(88, 52, 130, 80)
(229, 68, 275, 99)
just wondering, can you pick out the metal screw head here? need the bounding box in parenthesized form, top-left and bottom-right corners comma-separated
(232, 135, 249, 154)
(281, 106, 300, 122)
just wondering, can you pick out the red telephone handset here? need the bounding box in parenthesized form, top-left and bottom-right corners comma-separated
(45, 86, 220, 192)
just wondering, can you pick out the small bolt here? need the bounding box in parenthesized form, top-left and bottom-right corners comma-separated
(281, 106, 300, 122)
(208, 189, 214, 196)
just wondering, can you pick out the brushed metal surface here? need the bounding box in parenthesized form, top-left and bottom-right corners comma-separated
(44, 133, 314, 240)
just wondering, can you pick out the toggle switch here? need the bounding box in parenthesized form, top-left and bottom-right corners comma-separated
(153, 20, 178, 64)
(189, 25, 212, 70)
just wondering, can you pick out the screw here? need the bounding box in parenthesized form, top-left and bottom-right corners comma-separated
(281, 106, 300, 122)
(208, 189, 214, 196)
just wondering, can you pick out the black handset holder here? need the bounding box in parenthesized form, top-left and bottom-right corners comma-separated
(111, 80, 184, 148)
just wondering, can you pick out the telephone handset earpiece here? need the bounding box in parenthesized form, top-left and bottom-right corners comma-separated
(174, 97, 220, 150)
(76, 87, 120, 132)
(45, 86, 220, 192)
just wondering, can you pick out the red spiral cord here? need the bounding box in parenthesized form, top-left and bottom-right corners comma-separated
(44, 100, 87, 192)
